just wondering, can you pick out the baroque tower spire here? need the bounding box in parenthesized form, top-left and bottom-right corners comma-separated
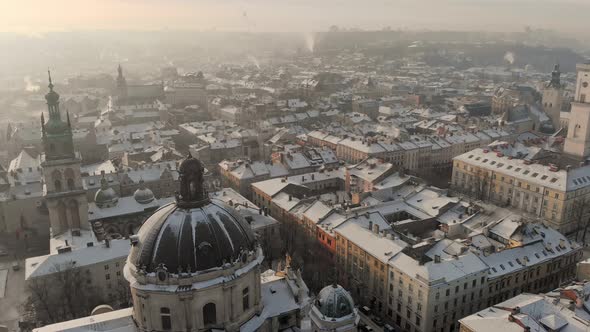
(45, 70, 61, 121)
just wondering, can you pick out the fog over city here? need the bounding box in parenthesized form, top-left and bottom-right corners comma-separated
(3, 1, 590, 332)
(2, 0, 590, 35)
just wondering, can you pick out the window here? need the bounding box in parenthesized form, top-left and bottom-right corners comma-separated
(106, 274, 110, 280)
(242, 287, 250, 311)
(161, 308, 171, 330)
(67, 178, 75, 190)
(203, 303, 216, 325)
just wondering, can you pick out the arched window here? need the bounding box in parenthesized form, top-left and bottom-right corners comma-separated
(203, 303, 216, 325)
(68, 200, 80, 229)
(67, 178, 75, 190)
(52, 170, 62, 192)
(54, 180, 62, 192)
(57, 201, 67, 230)
(65, 168, 75, 190)
(160, 307, 171, 330)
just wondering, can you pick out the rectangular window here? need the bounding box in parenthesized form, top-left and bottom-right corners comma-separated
(242, 287, 250, 311)
(161, 308, 171, 330)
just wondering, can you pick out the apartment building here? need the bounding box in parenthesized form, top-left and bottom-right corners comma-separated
(308, 129, 512, 174)
(459, 282, 590, 332)
(452, 147, 590, 235)
(258, 167, 580, 332)
(25, 237, 130, 308)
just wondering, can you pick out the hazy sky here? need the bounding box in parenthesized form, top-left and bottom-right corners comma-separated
(1, 0, 589, 36)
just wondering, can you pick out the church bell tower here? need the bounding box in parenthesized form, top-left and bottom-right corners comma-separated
(41, 71, 89, 236)
(542, 64, 564, 130)
(116, 64, 128, 100)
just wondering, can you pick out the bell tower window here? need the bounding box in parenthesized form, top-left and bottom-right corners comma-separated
(54, 180, 62, 192)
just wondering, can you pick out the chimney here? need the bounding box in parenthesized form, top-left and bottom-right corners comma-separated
(368, 220, 373, 230)
(288, 195, 292, 201)
(372, 223, 379, 234)
(65, 239, 69, 247)
(434, 255, 441, 263)
(311, 174, 315, 180)
(568, 300, 576, 311)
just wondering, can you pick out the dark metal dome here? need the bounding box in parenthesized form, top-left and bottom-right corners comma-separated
(133, 179, 155, 204)
(95, 177, 119, 208)
(316, 284, 355, 319)
(128, 154, 256, 274)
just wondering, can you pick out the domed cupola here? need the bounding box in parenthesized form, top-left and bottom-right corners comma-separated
(133, 179, 155, 204)
(128, 153, 257, 275)
(316, 284, 355, 319)
(94, 176, 118, 208)
(310, 284, 357, 331)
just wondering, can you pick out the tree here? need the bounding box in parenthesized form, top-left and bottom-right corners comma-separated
(22, 261, 106, 325)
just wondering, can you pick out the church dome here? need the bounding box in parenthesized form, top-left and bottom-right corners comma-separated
(133, 179, 155, 204)
(316, 284, 355, 319)
(128, 154, 256, 274)
(95, 177, 118, 208)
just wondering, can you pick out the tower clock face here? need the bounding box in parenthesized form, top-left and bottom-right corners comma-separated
(583, 82, 589, 88)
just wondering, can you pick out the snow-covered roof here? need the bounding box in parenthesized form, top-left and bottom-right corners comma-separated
(26, 238, 130, 280)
